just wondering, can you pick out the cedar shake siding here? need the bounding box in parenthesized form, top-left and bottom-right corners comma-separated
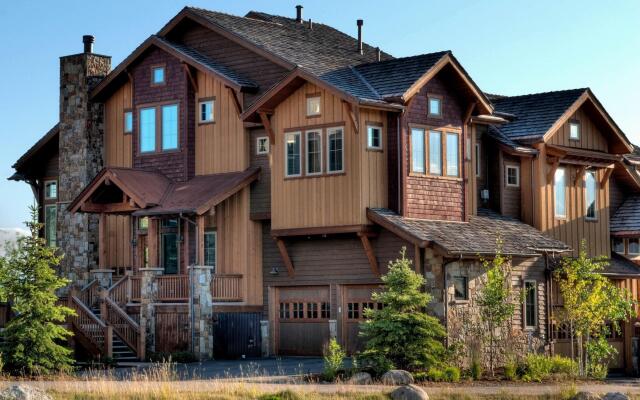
(405, 75, 465, 221)
(132, 47, 195, 182)
(387, 113, 400, 212)
(250, 128, 271, 218)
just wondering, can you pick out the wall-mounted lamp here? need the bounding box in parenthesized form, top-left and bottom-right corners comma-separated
(269, 266, 279, 276)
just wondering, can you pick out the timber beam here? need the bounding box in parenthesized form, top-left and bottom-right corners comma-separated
(227, 86, 243, 116)
(546, 157, 560, 184)
(274, 237, 294, 277)
(343, 101, 359, 134)
(358, 232, 380, 277)
(601, 166, 614, 185)
(183, 63, 198, 92)
(259, 111, 275, 143)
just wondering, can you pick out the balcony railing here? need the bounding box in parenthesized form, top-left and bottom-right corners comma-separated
(212, 274, 243, 302)
(125, 273, 243, 303)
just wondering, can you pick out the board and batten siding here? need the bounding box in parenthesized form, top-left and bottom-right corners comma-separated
(270, 82, 388, 230)
(547, 107, 608, 152)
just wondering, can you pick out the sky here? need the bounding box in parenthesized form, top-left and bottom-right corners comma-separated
(0, 0, 639, 229)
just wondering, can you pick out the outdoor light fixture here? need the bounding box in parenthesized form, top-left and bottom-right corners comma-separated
(269, 266, 279, 276)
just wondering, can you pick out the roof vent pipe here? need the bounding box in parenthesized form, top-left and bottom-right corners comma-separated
(357, 19, 363, 54)
(296, 5, 303, 23)
(83, 35, 94, 54)
(308, 18, 313, 29)
(376, 47, 381, 61)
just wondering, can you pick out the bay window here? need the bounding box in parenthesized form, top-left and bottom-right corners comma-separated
(411, 128, 425, 173)
(445, 133, 458, 177)
(429, 130, 442, 175)
(139, 103, 179, 153)
(410, 127, 460, 178)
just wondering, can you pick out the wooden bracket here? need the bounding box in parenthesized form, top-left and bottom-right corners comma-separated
(344, 101, 359, 134)
(546, 157, 560, 184)
(182, 63, 198, 92)
(274, 237, 294, 277)
(574, 165, 586, 185)
(463, 102, 477, 125)
(601, 166, 614, 185)
(259, 111, 275, 143)
(358, 232, 380, 277)
(227, 86, 243, 116)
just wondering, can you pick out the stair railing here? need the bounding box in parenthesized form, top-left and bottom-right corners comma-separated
(78, 280, 100, 309)
(107, 275, 129, 307)
(100, 290, 144, 360)
(69, 294, 112, 358)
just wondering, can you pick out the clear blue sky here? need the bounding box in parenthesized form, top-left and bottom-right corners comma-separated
(1, 0, 639, 229)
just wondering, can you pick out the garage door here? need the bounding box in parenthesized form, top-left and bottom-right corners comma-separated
(342, 285, 382, 354)
(277, 286, 330, 356)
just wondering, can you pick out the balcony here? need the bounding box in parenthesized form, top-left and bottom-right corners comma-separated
(127, 273, 243, 303)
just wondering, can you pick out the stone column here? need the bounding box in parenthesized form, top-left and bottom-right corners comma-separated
(91, 269, 114, 289)
(260, 320, 270, 357)
(189, 265, 214, 360)
(139, 267, 163, 357)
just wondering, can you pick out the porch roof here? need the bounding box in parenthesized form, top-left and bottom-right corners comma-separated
(605, 253, 640, 278)
(611, 194, 640, 236)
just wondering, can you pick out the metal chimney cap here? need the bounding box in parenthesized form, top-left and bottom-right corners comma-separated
(295, 5, 303, 23)
(82, 35, 95, 53)
(357, 19, 364, 26)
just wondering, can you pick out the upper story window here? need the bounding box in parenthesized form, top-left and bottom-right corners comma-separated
(428, 95, 442, 118)
(524, 280, 537, 328)
(204, 230, 217, 269)
(139, 103, 179, 153)
(161, 104, 179, 151)
(44, 204, 57, 248)
(139, 107, 156, 152)
(429, 130, 442, 175)
(306, 95, 321, 117)
(612, 237, 624, 253)
(256, 137, 269, 155)
(410, 127, 460, 178)
(585, 170, 597, 220)
(506, 165, 520, 187)
(199, 99, 214, 124)
(367, 125, 383, 150)
(569, 121, 580, 140)
(44, 180, 58, 200)
(285, 132, 301, 177)
(411, 128, 425, 173)
(445, 133, 459, 177)
(628, 238, 640, 255)
(554, 168, 566, 218)
(152, 66, 165, 85)
(327, 127, 344, 173)
(306, 130, 322, 175)
(124, 111, 133, 134)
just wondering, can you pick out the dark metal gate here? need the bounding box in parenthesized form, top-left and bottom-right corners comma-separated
(213, 312, 261, 359)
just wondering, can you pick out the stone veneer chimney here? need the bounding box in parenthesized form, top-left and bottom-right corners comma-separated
(57, 36, 111, 285)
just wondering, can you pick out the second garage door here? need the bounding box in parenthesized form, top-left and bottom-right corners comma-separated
(342, 285, 382, 354)
(277, 286, 330, 356)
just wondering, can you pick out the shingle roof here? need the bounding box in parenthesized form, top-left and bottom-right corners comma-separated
(12, 123, 59, 170)
(611, 195, 640, 235)
(486, 125, 537, 155)
(491, 89, 586, 140)
(605, 252, 640, 277)
(367, 208, 570, 256)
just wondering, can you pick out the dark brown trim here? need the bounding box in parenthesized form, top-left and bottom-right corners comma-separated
(343, 101, 359, 134)
(274, 238, 294, 278)
(271, 224, 372, 237)
(149, 64, 167, 87)
(305, 92, 322, 98)
(366, 208, 427, 248)
(182, 63, 198, 91)
(227, 87, 243, 116)
(250, 212, 271, 221)
(283, 121, 347, 133)
(259, 112, 275, 143)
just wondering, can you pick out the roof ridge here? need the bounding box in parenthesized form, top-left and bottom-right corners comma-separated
(187, 7, 282, 26)
(494, 87, 588, 100)
(356, 50, 449, 68)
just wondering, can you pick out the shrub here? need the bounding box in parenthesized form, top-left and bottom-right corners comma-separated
(443, 366, 461, 382)
(426, 367, 445, 382)
(549, 355, 577, 376)
(520, 354, 552, 382)
(470, 360, 482, 380)
(503, 361, 517, 381)
(412, 371, 428, 382)
(322, 338, 345, 381)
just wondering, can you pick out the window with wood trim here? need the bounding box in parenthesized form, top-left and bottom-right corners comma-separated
(327, 127, 344, 173)
(367, 125, 382, 150)
(554, 168, 566, 218)
(585, 170, 597, 220)
(628, 238, 640, 255)
(152, 66, 165, 85)
(428, 95, 442, 117)
(161, 104, 178, 150)
(524, 280, 537, 328)
(138, 217, 149, 230)
(445, 133, 458, 176)
(279, 301, 330, 321)
(204, 230, 216, 270)
(569, 121, 580, 140)
(346, 301, 384, 321)
(139, 107, 156, 152)
(306, 130, 322, 175)
(198, 99, 214, 123)
(429, 130, 442, 175)
(139, 103, 180, 153)
(505, 165, 520, 187)
(410, 127, 460, 178)
(44, 204, 57, 247)
(285, 132, 301, 177)
(44, 180, 58, 200)
(306, 95, 321, 117)
(612, 237, 624, 253)
(411, 128, 425, 173)
(124, 111, 133, 134)
(256, 137, 269, 155)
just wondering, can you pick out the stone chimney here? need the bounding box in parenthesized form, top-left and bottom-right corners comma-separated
(58, 36, 111, 285)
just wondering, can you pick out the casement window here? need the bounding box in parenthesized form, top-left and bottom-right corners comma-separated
(327, 127, 344, 173)
(44, 205, 57, 247)
(411, 127, 459, 177)
(411, 128, 425, 173)
(524, 280, 537, 328)
(139, 104, 179, 153)
(628, 238, 640, 255)
(44, 180, 58, 200)
(569, 121, 580, 140)
(429, 130, 442, 175)
(367, 125, 383, 150)
(285, 132, 301, 177)
(445, 133, 458, 177)
(554, 168, 566, 218)
(198, 99, 214, 123)
(152, 66, 165, 85)
(306, 95, 321, 117)
(612, 237, 625, 253)
(453, 276, 468, 301)
(428, 95, 442, 117)
(506, 165, 520, 187)
(256, 137, 269, 155)
(306, 130, 322, 175)
(139, 107, 156, 152)
(204, 230, 217, 269)
(124, 111, 133, 134)
(585, 170, 597, 220)
(161, 104, 178, 150)
(475, 142, 481, 177)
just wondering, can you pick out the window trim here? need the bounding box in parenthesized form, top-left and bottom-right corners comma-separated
(554, 167, 567, 219)
(524, 280, 538, 329)
(410, 127, 426, 174)
(445, 131, 459, 177)
(475, 142, 481, 177)
(427, 94, 443, 118)
(44, 179, 58, 200)
(366, 123, 383, 151)
(505, 164, 520, 188)
(305, 93, 321, 117)
(569, 120, 581, 141)
(137, 101, 181, 154)
(628, 238, 640, 255)
(284, 131, 302, 177)
(305, 129, 323, 176)
(198, 97, 215, 125)
(256, 136, 270, 155)
(124, 110, 133, 134)
(150, 64, 166, 86)
(409, 124, 462, 180)
(326, 126, 345, 174)
(584, 169, 598, 221)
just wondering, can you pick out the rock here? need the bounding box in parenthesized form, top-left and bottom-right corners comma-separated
(572, 392, 601, 400)
(390, 384, 429, 400)
(602, 393, 630, 400)
(381, 369, 414, 385)
(0, 385, 53, 400)
(347, 372, 373, 385)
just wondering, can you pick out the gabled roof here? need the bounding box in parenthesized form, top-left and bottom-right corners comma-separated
(10, 123, 59, 181)
(486, 125, 538, 156)
(611, 195, 640, 236)
(605, 252, 640, 278)
(367, 208, 570, 257)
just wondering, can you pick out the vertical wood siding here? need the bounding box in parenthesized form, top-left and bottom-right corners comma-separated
(547, 107, 608, 151)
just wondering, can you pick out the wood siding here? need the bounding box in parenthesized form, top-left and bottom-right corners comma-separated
(548, 107, 608, 152)
(502, 154, 522, 219)
(250, 128, 271, 217)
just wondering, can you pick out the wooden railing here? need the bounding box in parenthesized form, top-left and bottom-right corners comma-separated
(107, 275, 129, 307)
(69, 295, 111, 357)
(157, 275, 189, 302)
(78, 280, 100, 310)
(102, 295, 143, 359)
(131, 276, 141, 302)
(212, 274, 243, 302)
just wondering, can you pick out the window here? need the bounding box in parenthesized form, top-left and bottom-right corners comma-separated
(306, 95, 321, 116)
(285, 132, 301, 177)
(44, 180, 58, 200)
(161, 104, 178, 150)
(506, 165, 520, 187)
(554, 168, 566, 218)
(139, 107, 156, 152)
(524, 280, 537, 328)
(347, 302, 360, 319)
(327, 127, 344, 173)
(629, 238, 640, 255)
(138, 217, 149, 230)
(446, 133, 459, 177)
(306, 130, 322, 175)
(204, 231, 216, 269)
(429, 130, 442, 175)
(124, 111, 133, 134)
(162, 218, 178, 228)
(367, 125, 382, 150)
(44, 205, 57, 247)
(161, 232, 178, 274)
(256, 137, 269, 155)
(411, 128, 425, 173)
(152, 66, 165, 85)
(475, 143, 481, 177)
(428, 96, 442, 117)
(569, 121, 580, 140)
(612, 237, 625, 253)
(585, 170, 597, 220)
(198, 100, 214, 123)
(453, 276, 468, 301)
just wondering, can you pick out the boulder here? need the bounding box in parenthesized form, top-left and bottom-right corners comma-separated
(390, 384, 429, 400)
(602, 393, 630, 400)
(0, 385, 53, 400)
(347, 372, 373, 385)
(572, 392, 601, 400)
(381, 369, 414, 385)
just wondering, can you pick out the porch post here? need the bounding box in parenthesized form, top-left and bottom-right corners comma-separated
(189, 265, 214, 360)
(140, 267, 163, 356)
(91, 269, 114, 289)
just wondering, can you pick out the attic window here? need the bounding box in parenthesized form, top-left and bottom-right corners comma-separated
(124, 111, 133, 134)
(199, 99, 214, 123)
(152, 66, 165, 85)
(428, 95, 442, 117)
(306, 95, 321, 117)
(569, 121, 580, 140)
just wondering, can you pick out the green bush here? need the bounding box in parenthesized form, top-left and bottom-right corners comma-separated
(412, 371, 428, 382)
(503, 361, 517, 381)
(470, 360, 482, 380)
(426, 367, 445, 382)
(322, 338, 346, 381)
(443, 366, 461, 382)
(549, 355, 577, 376)
(518, 354, 576, 382)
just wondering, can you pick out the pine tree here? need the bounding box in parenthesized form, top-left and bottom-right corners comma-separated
(0, 206, 75, 375)
(359, 248, 446, 372)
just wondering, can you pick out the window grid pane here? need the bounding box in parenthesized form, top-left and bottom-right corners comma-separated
(585, 171, 597, 219)
(306, 131, 322, 174)
(162, 104, 179, 150)
(446, 133, 458, 176)
(554, 168, 566, 217)
(429, 130, 442, 175)
(286, 133, 301, 176)
(411, 129, 425, 173)
(124, 112, 133, 133)
(328, 129, 343, 172)
(204, 231, 216, 269)
(367, 126, 381, 148)
(139, 108, 156, 152)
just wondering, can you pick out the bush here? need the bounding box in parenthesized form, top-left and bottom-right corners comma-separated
(412, 371, 428, 382)
(443, 366, 461, 382)
(549, 355, 577, 376)
(519, 354, 576, 382)
(322, 338, 345, 381)
(504, 361, 517, 381)
(470, 360, 482, 380)
(426, 367, 445, 382)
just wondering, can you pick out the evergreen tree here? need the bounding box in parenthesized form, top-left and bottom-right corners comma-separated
(359, 248, 446, 372)
(0, 206, 75, 375)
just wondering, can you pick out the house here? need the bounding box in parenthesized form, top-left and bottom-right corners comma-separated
(9, 5, 640, 367)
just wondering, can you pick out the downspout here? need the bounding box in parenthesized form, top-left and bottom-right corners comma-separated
(180, 213, 199, 355)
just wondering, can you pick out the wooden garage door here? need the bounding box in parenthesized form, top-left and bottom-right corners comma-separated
(342, 285, 382, 354)
(277, 286, 330, 356)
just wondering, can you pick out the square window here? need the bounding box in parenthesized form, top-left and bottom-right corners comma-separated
(428, 96, 442, 117)
(569, 122, 580, 140)
(453, 276, 468, 300)
(44, 180, 57, 200)
(629, 238, 640, 255)
(199, 100, 214, 123)
(612, 237, 624, 253)
(367, 125, 382, 149)
(306, 96, 321, 116)
(256, 137, 269, 155)
(152, 67, 165, 85)
(506, 165, 520, 187)
(124, 111, 133, 133)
